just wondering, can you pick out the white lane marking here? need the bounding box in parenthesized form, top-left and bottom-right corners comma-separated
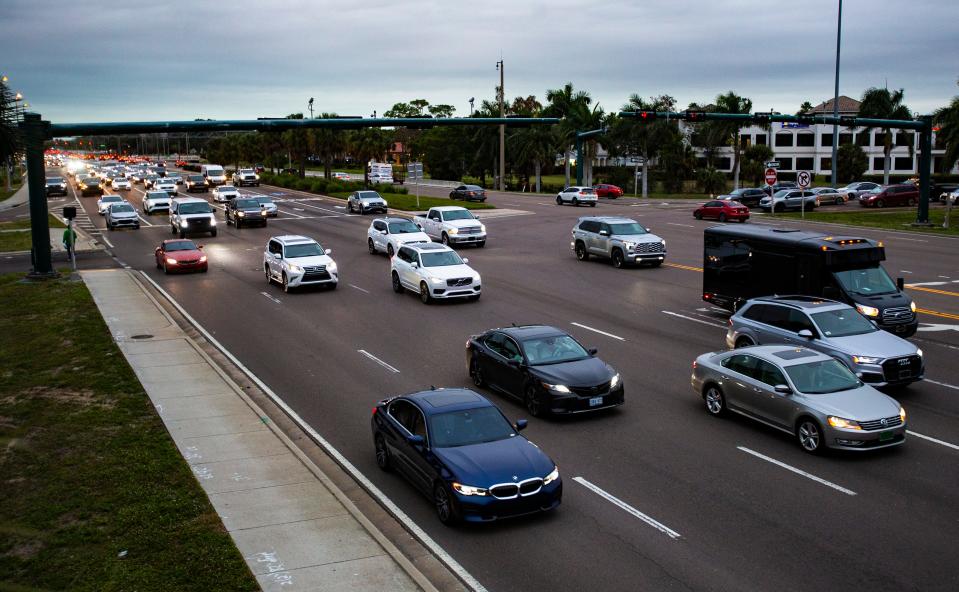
(900, 270, 912, 274)
(99, 235, 114, 248)
(137, 214, 154, 226)
(260, 291, 281, 304)
(891, 236, 927, 242)
(573, 477, 681, 539)
(938, 275, 951, 279)
(334, 205, 345, 209)
(924, 378, 959, 391)
(278, 208, 307, 219)
(137, 272, 486, 592)
(570, 322, 625, 341)
(348, 283, 370, 294)
(907, 430, 959, 451)
(287, 200, 347, 216)
(907, 280, 959, 287)
(661, 310, 725, 328)
(292, 207, 305, 211)
(667, 222, 695, 228)
(912, 337, 959, 351)
(737, 446, 857, 496)
(917, 323, 959, 333)
(357, 349, 400, 373)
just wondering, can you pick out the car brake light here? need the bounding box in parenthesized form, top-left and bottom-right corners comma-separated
(372, 407, 378, 416)
(692, 360, 697, 369)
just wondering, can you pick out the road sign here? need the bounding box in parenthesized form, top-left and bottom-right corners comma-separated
(765, 161, 780, 169)
(797, 170, 811, 189)
(765, 168, 778, 186)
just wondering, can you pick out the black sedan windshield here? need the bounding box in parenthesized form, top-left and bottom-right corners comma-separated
(785, 359, 862, 394)
(164, 240, 197, 252)
(522, 334, 589, 365)
(388, 220, 420, 234)
(429, 407, 515, 448)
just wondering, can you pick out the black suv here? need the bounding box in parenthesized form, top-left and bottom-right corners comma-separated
(45, 176, 68, 197)
(226, 198, 268, 228)
(185, 175, 208, 192)
(720, 187, 766, 207)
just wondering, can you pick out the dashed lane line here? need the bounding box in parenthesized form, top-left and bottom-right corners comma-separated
(907, 430, 959, 451)
(661, 310, 726, 328)
(357, 349, 401, 373)
(570, 322, 625, 341)
(573, 477, 681, 539)
(737, 446, 857, 496)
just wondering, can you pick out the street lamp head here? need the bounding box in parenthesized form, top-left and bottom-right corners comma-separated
(1, 75, 7, 83)
(308, 97, 314, 106)
(15, 92, 23, 101)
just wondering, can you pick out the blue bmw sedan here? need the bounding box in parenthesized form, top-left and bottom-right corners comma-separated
(371, 388, 562, 524)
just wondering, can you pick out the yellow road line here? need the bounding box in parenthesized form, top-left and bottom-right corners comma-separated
(917, 308, 959, 321)
(665, 262, 703, 272)
(907, 285, 959, 298)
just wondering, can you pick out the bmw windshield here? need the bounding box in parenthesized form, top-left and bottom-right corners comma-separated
(429, 406, 515, 448)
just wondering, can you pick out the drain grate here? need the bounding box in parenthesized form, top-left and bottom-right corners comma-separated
(130, 334, 154, 340)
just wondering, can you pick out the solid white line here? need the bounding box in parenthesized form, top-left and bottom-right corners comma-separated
(348, 283, 370, 294)
(260, 291, 281, 304)
(891, 236, 927, 243)
(661, 310, 725, 328)
(906, 430, 959, 451)
(137, 272, 486, 592)
(900, 270, 912, 274)
(737, 446, 857, 496)
(357, 349, 401, 373)
(99, 235, 114, 248)
(570, 322, 625, 341)
(572, 477, 681, 539)
(137, 214, 154, 226)
(667, 222, 695, 228)
(924, 378, 959, 391)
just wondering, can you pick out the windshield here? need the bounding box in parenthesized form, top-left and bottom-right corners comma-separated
(608, 222, 647, 235)
(178, 202, 214, 215)
(429, 407, 515, 448)
(102, 196, 121, 203)
(465, 185, 483, 191)
(111, 205, 134, 213)
(206, 168, 224, 175)
(234, 199, 260, 209)
(833, 266, 898, 296)
(165, 240, 197, 252)
(773, 190, 790, 198)
(254, 197, 274, 205)
(285, 243, 325, 258)
(388, 220, 420, 234)
(48, 177, 64, 183)
(189, 176, 204, 182)
(443, 210, 475, 221)
(420, 251, 464, 267)
(785, 359, 862, 394)
(812, 309, 877, 337)
(239, 169, 254, 174)
(146, 192, 170, 200)
(358, 192, 382, 200)
(522, 334, 589, 365)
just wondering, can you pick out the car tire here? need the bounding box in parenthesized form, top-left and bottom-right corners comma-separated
(163, 262, 170, 275)
(265, 265, 272, 284)
(836, 196, 844, 205)
(611, 249, 625, 269)
(107, 224, 114, 231)
(470, 356, 485, 387)
(574, 241, 589, 261)
(347, 202, 354, 213)
(908, 198, 916, 207)
(374, 434, 391, 472)
(441, 233, 450, 246)
(797, 417, 825, 454)
(718, 213, 727, 223)
(420, 282, 431, 304)
(134, 224, 140, 230)
(171, 225, 177, 235)
(589, 202, 596, 207)
(282, 273, 291, 293)
(155, 258, 161, 270)
(476, 241, 485, 248)
(704, 384, 727, 417)
(876, 199, 885, 208)
(735, 337, 753, 348)
(694, 211, 703, 220)
(556, 196, 563, 205)
(433, 482, 460, 525)
(524, 385, 545, 418)
(368, 239, 377, 255)
(391, 272, 403, 293)
(648, 260, 663, 267)
(211, 229, 217, 237)
(387, 244, 394, 258)
(572, 197, 579, 206)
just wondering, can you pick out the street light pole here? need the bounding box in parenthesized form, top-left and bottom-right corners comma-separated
(831, 0, 842, 186)
(496, 60, 505, 191)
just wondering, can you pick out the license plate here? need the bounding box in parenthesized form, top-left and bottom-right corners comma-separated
(899, 370, 911, 380)
(879, 430, 894, 442)
(589, 396, 603, 407)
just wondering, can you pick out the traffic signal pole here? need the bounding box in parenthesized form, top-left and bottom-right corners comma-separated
(21, 113, 56, 278)
(575, 128, 606, 186)
(916, 115, 933, 225)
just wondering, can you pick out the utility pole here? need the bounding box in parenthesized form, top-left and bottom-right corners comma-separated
(496, 59, 505, 191)
(831, 0, 842, 186)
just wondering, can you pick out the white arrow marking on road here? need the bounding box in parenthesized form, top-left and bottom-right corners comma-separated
(573, 477, 681, 539)
(916, 323, 959, 332)
(737, 447, 857, 496)
(260, 292, 281, 304)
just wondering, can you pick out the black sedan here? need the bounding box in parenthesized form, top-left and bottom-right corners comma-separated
(467, 325, 624, 416)
(449, 184, 487, 202)
(371, 388, 561, 524)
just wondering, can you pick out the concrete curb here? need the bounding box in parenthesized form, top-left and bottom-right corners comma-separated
(0, 180, 28, 211)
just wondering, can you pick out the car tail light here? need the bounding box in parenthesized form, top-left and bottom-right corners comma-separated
(371, 407, 378, 416)
(692, 360, 697, 369)
(728, 318, 733, 326)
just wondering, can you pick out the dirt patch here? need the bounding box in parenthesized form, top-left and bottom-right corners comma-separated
(3, 538, 43, 561)
(18, 387, 115, 409)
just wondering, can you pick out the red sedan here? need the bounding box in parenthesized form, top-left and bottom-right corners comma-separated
(693, 199, 750, 222)
(155, 239, 208, 274)
(592, 184, 624, 198)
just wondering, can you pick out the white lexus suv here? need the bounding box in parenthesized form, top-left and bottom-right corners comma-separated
(367, 217, 431, 257)
(264, 235, 338, 292)
(390, 242, 481, 304)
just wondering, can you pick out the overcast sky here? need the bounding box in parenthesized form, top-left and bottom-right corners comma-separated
(2, 0, 957, 125)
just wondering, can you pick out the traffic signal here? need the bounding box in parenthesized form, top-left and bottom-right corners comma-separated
(638, 111, 656, 120)
(839, 115, 856, 127)
(753, 112, 771, 124)
(684, 110, 706, 122)
(796, 113, 816, 125)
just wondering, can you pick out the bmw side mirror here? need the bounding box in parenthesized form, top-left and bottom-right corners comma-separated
(797, 329, 814, 339)
(774, 384, 792, 395)
(896, 277, 905, 291)
(325, 248, 332, 255)
(515, 419, 528, 431)
(408, 434, 425, 447)
(587, 347, 598, 356)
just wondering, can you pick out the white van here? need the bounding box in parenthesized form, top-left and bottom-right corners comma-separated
(201, 164, 227, 186)
(368, 162, 393, 185)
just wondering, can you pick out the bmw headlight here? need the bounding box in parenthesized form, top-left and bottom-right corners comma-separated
(827, 416, 862, 430)
(542, 383, 571, 393)
(610, 373, 621, 388)
(543, 466, 560, 485)
(452, 482, 488, 496)
(852, 355, 881, 365)
(856, 304, 879, 318)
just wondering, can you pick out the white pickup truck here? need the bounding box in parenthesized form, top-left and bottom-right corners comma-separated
(413, 206, 486, 247)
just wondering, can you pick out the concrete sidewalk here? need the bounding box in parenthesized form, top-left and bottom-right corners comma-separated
(81, 269, 429, 592)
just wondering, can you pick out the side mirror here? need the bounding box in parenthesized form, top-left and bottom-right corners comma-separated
(896, 277, 905, 291)
(462, 257, 469, 264)
(599, 230, 609, 236)
(325, 248, 332, 255)
(587, 347, 598, 356)
(411, 262, 419, 269)
(774, 384, 792, 395)
(272, 252, 282, 259)
(797, 329, 814, 339)
(515, 419, 528, 432)
(507, 359, 521, 369)
(379, 229, 387, 235)
(408, 434, 425, 447)
(197, 245, 204, 250)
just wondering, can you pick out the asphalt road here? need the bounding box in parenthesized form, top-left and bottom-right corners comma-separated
(58, 171, 959, 592)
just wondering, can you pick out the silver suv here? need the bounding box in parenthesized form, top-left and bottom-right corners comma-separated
(727, 296, 923, 388)
(570, 216, 666, 268)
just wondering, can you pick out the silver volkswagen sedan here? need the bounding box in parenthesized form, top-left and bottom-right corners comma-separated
(691, 345, 906, 453)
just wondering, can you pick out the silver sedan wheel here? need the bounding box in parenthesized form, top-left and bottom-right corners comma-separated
(705, 386, 725, 416)
(798, 420, 822, 452)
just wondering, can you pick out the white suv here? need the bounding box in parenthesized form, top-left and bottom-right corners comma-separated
(264, 235, 338, 292)
(556, 186, 598, 206)
(390, 242, 481, 304)
(142, 190, 172, 214)
(367, 217, 431, 257)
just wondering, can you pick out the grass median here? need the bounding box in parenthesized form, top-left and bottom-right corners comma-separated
(327, 191, 495, 211)
(0, 273, 257, 591)
(779, 206, 959, 237)
(0, 214, 66, 253)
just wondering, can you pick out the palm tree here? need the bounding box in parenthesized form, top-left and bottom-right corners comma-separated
(934, 95, 959, 174)
(510, 120, 557, 192)
(714, 91, 753, 189)
(310, 112, 348, 179)
(546, 83, 592, 186)
(0, 79, 20, 191)
(609, 94, 677, 197)
(567, 100, 605, 185)
(349, 128, 391, 186)
(858, 87, 913, 185)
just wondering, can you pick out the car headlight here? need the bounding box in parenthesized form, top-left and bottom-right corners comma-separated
(210, 219, 216, 226)
(610, 373, 620, 388)
(199, 255, 207, 262)
(288, 264, 303, 273)
(623, 241, 636, 251)
(542, 383, 571, 393)
(430, 276, 445, 284)
(851, 355, 881, 365)
(327, 262, 337, 274)
(180, 220, 189, 227)
(448, 228, 458, 235)
(255, 174, 260, 179)
(856, 304, 879, 318)
(910, 301, 916, 313)
(452, 482, 488, 496)
(661, 240, 666, 247)
(238, 211, 245, 217)
(543, 466, 560, 485)
(165, 257, 178, 265)
(479, 224, 486, 232)
(827, 416, 862, 430)
(900, 406, 907, 423)
(916, 348, 923, 357)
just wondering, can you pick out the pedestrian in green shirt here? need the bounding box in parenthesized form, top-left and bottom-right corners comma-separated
(62, 226, 76, 258)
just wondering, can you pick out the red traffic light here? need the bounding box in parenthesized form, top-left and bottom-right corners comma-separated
(684, 110, 706, 122)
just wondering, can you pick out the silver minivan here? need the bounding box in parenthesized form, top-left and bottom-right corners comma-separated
(727, 296, 923, 388)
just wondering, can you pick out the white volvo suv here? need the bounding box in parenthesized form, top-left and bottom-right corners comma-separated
(390, 242, 481, 304)
(264, 235, 338, 292)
